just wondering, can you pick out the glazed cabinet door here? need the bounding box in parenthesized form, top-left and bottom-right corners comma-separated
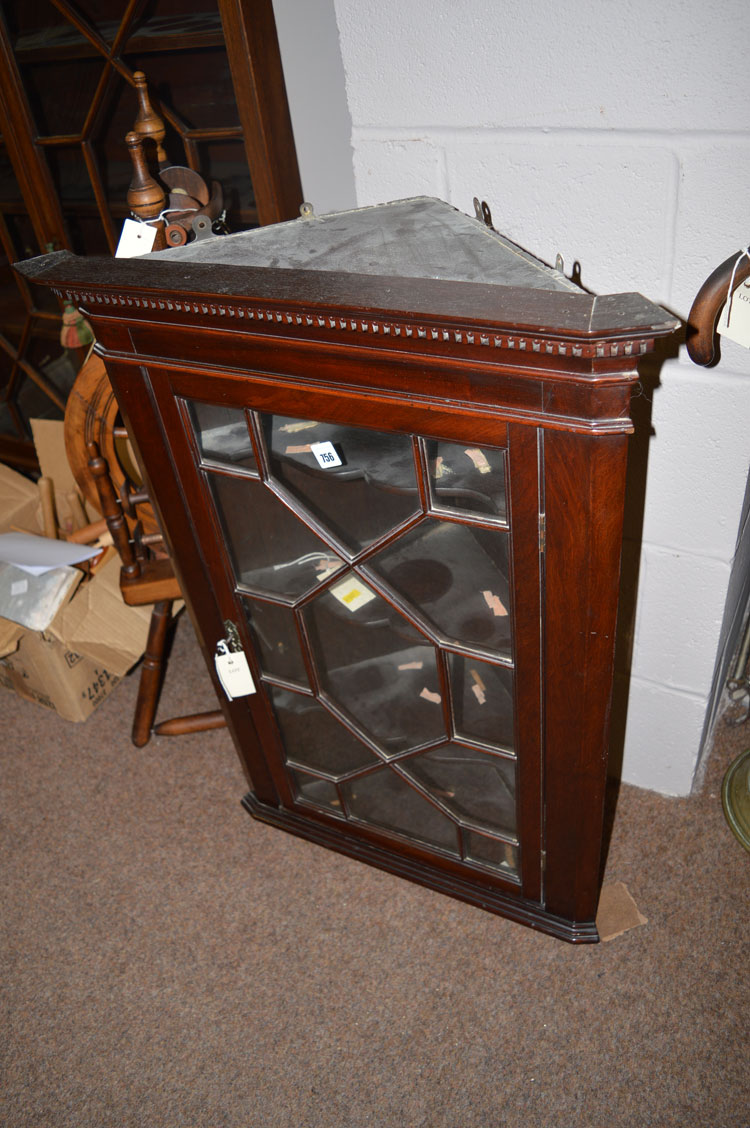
(137, 367, 544, 907)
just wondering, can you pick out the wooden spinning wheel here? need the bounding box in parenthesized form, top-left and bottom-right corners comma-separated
(63, 352, 161, 539)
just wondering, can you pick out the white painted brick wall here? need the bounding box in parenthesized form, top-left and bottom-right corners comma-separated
(334, 0, 748, 134)
(673, 146, 750, 321)
(633, 548, 730, 694)
(281, 0, 750, 794)
(640, 365, 750, 558)
(271, 0, 357, 212)
(616, 678, 710, 796)
(445, 140, 677, 298)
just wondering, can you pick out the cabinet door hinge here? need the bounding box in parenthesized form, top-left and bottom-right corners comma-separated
(539, 512, 546, 552)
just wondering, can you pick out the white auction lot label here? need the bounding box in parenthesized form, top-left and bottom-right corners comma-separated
(215, 649, 256, 700)
(310, 440, 343, 468)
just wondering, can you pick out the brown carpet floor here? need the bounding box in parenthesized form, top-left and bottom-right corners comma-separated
(2, 616, 748, 1128)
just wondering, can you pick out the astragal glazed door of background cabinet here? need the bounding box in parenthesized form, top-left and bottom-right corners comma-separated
(146, 365, 546, 925)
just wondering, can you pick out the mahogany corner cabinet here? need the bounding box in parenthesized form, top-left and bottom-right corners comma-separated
(18, 198, 679, 942)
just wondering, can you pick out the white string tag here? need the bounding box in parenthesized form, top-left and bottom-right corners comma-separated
(214, 639, 255, 700)
(718, 247, 750, 349)
(115, 218, 157, 258)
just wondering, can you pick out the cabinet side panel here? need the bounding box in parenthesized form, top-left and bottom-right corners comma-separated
(543, 429, 629, 924)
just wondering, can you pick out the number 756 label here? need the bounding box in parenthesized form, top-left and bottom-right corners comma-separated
(310, 440, 342, 468)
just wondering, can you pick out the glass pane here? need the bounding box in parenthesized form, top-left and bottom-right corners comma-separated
(195, 140, 255, 231)
(22, 335, 75, 419)
(0, 147, 23, 210)
(20, 59, 105, 136)
(449, 654, 515, 751)
(45, 147, 96, 207)
(124, 47, 238, 132)
(9, 3, 89, 50)
(341, 767, 460, 855)
(464, 830, 519, 879)
(241, 598, 308, 687)
(369, 518, 512, 656)
(289, 768, 342, 814)
(402, 744, 516, 838)
(207, 473, 344, 597)
(122, 0, 222, 46)
(265, 413, 421, 552)
(268, 686, 379, 778)
(69, 1, 127, 43)
(304, 575, 446, 754)
(188, 401, 257, 470)
(426, 438, 507, 522)
(62, 212, 110, 257)
(0, 349, 23, 438)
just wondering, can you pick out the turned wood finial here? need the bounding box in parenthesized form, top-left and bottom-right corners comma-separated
(125, 130, 165, 222)
(133, 71, 167, 167)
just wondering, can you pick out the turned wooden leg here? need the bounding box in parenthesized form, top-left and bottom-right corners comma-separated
(153, 710, 226, 737)
(132, 599, 173, 747)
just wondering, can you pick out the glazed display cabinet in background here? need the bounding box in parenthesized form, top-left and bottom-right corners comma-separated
(0, 0, 301, 467)
(18, 198, 679, 941)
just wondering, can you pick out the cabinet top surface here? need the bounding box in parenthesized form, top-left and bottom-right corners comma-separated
(15, 198, 679, 344)
(148, 197, 581, 293)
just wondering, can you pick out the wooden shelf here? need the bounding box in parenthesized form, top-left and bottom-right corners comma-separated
(14, 12, 225, 64)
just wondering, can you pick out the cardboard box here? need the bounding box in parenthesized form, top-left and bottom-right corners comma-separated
(30, 417, 97, 534)
(0, 617, 123, 722)
(0, 460, 41, 534)
(0, 456, 152, 722)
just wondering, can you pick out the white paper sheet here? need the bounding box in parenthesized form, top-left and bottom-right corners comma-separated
(0, 532, 99, 576)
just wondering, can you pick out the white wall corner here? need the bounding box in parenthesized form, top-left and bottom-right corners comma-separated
(616, 678, 709, 796)
(640, 359, 750, 560)
(272, 0, 357, 213)
(631, 548, 730, 696)
(671, 144, 750, 318)
(444, 139, 675, 299)
(352, 138, 446, 206)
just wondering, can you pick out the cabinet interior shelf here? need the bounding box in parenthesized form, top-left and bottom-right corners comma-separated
(13, 13, 225, 64)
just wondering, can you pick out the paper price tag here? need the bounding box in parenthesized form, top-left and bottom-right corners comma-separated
(465, 448, 492, 474)
(420, 687, 442, 705)
(214, 649, 256, 700)
(280, 420, 318, 434)
(315, 558, 341, 582)
(116, 218, 157, 258)
(310, 440, 342, 469)
(718, 281, 750, 349)
(482, 589, 508, 617)
(330, 576, 376, 612)
(470, 667, 487, 705)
